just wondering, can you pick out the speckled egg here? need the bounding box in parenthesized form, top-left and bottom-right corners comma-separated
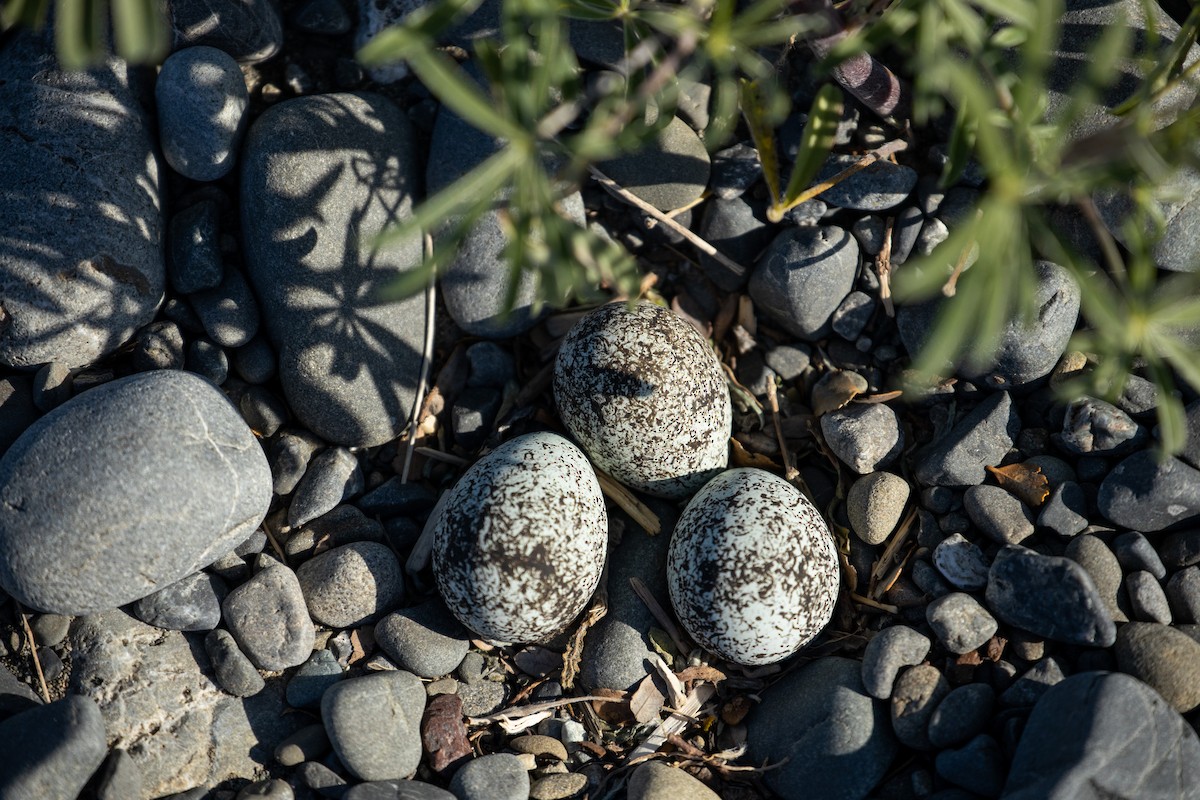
(554, 301, 731, 499)
(668, 468, 840, 665)
(432, 431, 608, 643)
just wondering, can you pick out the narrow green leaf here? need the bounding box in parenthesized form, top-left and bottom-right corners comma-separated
(1145, 357, 1187, 456)
(1153, 331, 1200, 396)
(738, 78, 782, 207)
(940, 108, 976, 188)
(2, 0, 50, 29)
(969, 0, 1035, 28)
(403, 45, 529, 143)
(779, 82, 841, 215)
(111, 0, 167, 63)
(55, 0, 107, 70)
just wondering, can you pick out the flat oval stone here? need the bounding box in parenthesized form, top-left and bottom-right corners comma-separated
(223, 563, 316, 671)
(750, 226, 859, 340)
(156, 46, 249, 181)
(0, 371, 270, 615)
(241, 92, 425, 447)
(322, 671, 426, 781)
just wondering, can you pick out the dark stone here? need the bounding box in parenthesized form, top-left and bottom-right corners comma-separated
(914, 392, 1020, 487)
(167, 0, 283, 62)
(749, 226, 859, 340)
(1098, 451, 1200, 531)
(0, 695, 107, 800)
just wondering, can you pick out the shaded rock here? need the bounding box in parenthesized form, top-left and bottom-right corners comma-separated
(999, 657, 1066, 707)
(935, 734, 1006, 798)
(861, 625, 931, 700)
(1098, 450, 1200, 531)
(627, 760, 720, 800)
(1057, 397, 1145, 456)
(964, 485, 1035, 545)
(0, 377, 38, 458)
(0, 695, 106, 800)
(914, 392, 1020, 487)
(286, 648, 343, 709)
(1126, 570, 1172, 624)
(926, 592, 997, 655)
(156, 46, 248, 181)
(891, 664, 950, 750)
(204, 628, 265, 698)
(323, 671, 426, 781)
(297, 541, 403, 628)
(750, 225, 859, 340)
(375, 599, 473, 679)
(597, 114, 710, 212)
(288, 447, 363, 528)
(449, 753, 530, 800)
(928, 683, 994, 749)
(1113, 530, 1167, 579)
(1114, 622, 1200, 713)
(167, 0, 283, 62)
(131, 571, 226, 631)
(1037, 480, 1089, 537)
(190, 267, 260, 349)
(697, 195, 775, 291)
(814, 154, 917, 211)
(1065, 534, 1127, 622)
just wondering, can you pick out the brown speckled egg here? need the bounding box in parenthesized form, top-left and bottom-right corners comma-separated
(554, 301, 731, 499)
(668, 468, 840, 665)
(432, 431, 608, 643)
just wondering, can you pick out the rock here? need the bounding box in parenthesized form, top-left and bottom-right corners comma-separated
(297, 541, 404, 628)
(1159, 529, 1200, 568)
(764, 344, 811, 380)
(1168, 566, 1200, 622)
(93, 748, 144, 800)
(1114, 622, 1200, 713)
(529, 773, 588, 800)
(232, 336, 277, 384)
(29, 613, 71, 648)
(890, 205, 924, 265)
(268, 429, 324, 496)
(156, 46, 248, 181)
(1113, 530, 1167, 579)
(465, 341, 515, 388)
(357, 478, 436, 517)
(131, 571, 226, 631)
(1037, 481, 1089, 536)
(746, 656, 896, 799)
(1057, 397, 1145, 455)
(285, 505, 385, 560)
(914, 392, 1020, 487)
(964, 484, 1036, 545)
(1065, 534, 1127, 622)
(0, 370, 270, 615)
(375, 600, 472, 679)
(861, 625, 931, 700)
(814, 154, 917, 211)
(133, 321, 187, 372)
(0, 695, 107, 800)
(935, 734, 1006, 798)
(832, 290, 876, 340)
(709, 142, 763, 200)
(890, 664, 950, 750)
(0, 663, 42, 720)
(932, 533, 989, 591)
(1126, 570, 1172, 623)
(71, 609, 299, 796)
(0, 28, 163, 369)
(449, 753, 531, 800)
(1098, 451, 1200, 531)
(223, 564, 316, 670)
(749, 226, 860, 340)
(1000, 657, 1066, 707)
(241, 93, 425, 447)
(190, 267, 261, 349)
(205, 629, 265, 698)
(847, 472, 909, 545)
(286, 649, 343, 709)
(1003, 671, 1200, 799)
(293, 0, 352, 34)
(985, 545, 1117, 647)
(627, 760, 720, 800)
(239, 386, 288, 437)
(167, 0, 283, 62)
(344, 780, 458, 800)
(820, 404, 904, 474)
(928, 683, 994, 749)
(188, 339, 229, 384)
(274, 724, 330, 767)
(323, 671, 426, 781)
(0, 377, 38, 458)
(697, 195, 775, 291)
(597, 114, 710, 212)
(926, 592, 998, 655)
(851, 215, 885, 255)
(288, 447, 363, 527)
(452, 387, 502, 450)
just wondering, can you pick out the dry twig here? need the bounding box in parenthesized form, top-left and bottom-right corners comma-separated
(17, 605, 50, 702)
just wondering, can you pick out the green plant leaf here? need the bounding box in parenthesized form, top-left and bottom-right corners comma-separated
(738, 77, 783, 207)
(1, 0, 50, 29)
(55, 0, 107, 70)
(776, 82, 841, 220)
(111, 0, 167, 63)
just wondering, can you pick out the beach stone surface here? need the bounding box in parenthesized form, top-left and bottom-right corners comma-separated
(750, 226, 860, 340)
(0, 370, 270, 615)
(323, 671, 426, 781)
(156, 46, 248, 181)
(0, 695, 107, 800)
(167, 0, 283, 62)
(223, 564, 316, 671)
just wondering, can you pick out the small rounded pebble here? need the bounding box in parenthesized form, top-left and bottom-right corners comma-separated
(289, 447, 364, 528)
(190, 268, 261, 348)
(999, 657, 1066, 707)
(1115, 622, 1200, 713)
(287, 649, 343, 709)
(1168, 566, 1200, 623)
(820, 404, 904, 475)
(31, 362, 71, 412)
(529, 773, 588, 800)
(274, 723, 330, 767)
(323, 671, 425, 781)
(28, 614, 71, 648)
(458, 679, 507, 717)
(449, 753, 530, 800)
(928, 682, 995, 749)
(911, 558, 953, 599)
(932, 533, 989, 591)
(1126, 571, 1172, 624)
(509, 735, 567, 762)
(237, 778, 293, 799)
(131, 571, 225, 631)
(964, 485, 1035, 545)
(926, 592, 998, 655)
(1065, 534, 1127, 622)
(934, 734, 1006, 797)
(846, 472, 910, 545)
(861, 625, 931, 700)
(232, 335, 277, 384)
(1037, 481, 1089, 536)
(297, 541, 404, 628)
(222, 563, 315, 671)
(268, 429, 324, 496)
(133, 321, 186, 372)
(240, 386, 289, 437)
(204, 628, 265, 697)
(627, 761, 720, 800)
(187, 339, 229, 384)
(156, 46, 249, 181)
(890, 664, 950, 750)
(168, 199, 224, 294)
(374, 600, 472, 679)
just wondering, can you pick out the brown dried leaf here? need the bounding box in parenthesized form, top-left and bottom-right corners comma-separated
(812, 370, 868, 416)
(422, 693, 472, 775)
(562, 594, 608, 690)
(985, 635, 1007, 663)
(730, 437, 780, 470)
(854, 389, 904, 404)
(629, 675, 666, 724)
(591, 688, 632, 725)
(721, 695, 753, 726)
(957, 650, 983, 667)
(676, 666, 727, 685)
(576, 740, 608, 758)
(986, 463, 1051, 508)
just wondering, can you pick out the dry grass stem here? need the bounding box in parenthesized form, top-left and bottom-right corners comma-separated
(17, 606, 50, 702)
(466, 694, 628, 725)
(630, 576, 691, 657)
(626, 682, 717, 763)
(414, 447, 470, 467)
(872, 505, 919, 582)
(594, 468, 661, 535)
(786, 140, 909, 210)
(878, 215, 895, 316)
(403, 234, 439, 484)
(850, 592, 900, 614)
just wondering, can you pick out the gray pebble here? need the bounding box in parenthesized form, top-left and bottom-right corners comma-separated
(697, 195, 775, 291)
(0, 695, 107, 800)
(926, 592, 997, 654)
(157, 46, 248, 181)
(1023, 455, 1076, 489)
(911, 558, 954, 599)
(298, 760, 347, 794)
(831, 290, 876, 340)
(914, 217, 950, 257)
(204, 628, 265, 697)
(240, 386, 289, 437)
(1099, 450, 1200, 531)
(1126, 570, 1172, 624)
(764, 344, 811, 380)
(1114, 622, 1200, 713)
(815, 154, 917, 211)
(932, 533, 989, 591)
(914, 392, 1020, 487)
(1158, 529, 1200, 569)
(344, 780, 458, 800)
(1057, 397, 1145, 455)
(1038, 480, 1089, 536)
(927, 682, 994, 749)
(28, 613, 71, 648)
(31, 362, 71, 413)
(596, 115, 709, 212)
(131, 571, 226, 631)
(452, 387, 502, 451)
(293, 0, 352, 34)
(93, 748, 144, 800)
(223, 563, 316, 670)
(287, 649, 344, 709)
(1065, 534, 1126, 622)
(190, 267, 260, 349)
(168, 199, 224, 294)
(285, 505, 385, 560)
(458, 678, 507, 717)
(357, 478, 437, 517)
(169, 0, 281, 62)
(709, 142, 763, 200)
(289, 447, 364, 527)
(627, 760, 719, 800)
(133, 321, 186, 372)
(374, 600, 472, 679)
(934, 734, 1006, 798)
(187, 338, 229, 384)
(890, 205, 924, 265)
(861, 625, 931, 700)
(268, 429, 324, 496)
(322, 671, 425, 781)
(820, 403, 904, 474)
(1167, 566, 1200, 623)
(449, 753, 530, 800)
(1113, 531, 1166, 579)
(465, 342, 515, 389)
(850, 215, 885, 255)
(964, 484, 1035, 545)
(274, 723, 330, 767)
(999, 657, 1066, 707)
(750, 225, 859, 340)
(237, 778, 293, 799)
(890, 664, 950, 750)
(846, 471, 909, 545)
(297, 541, 404, 628)
(232, 336, 277, 384)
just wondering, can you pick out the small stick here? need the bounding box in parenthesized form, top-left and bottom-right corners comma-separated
(765, 379, 798, 482)
(630, 576, 691, 657)
(466, 694, 628, 725)
(942, 241, 974, 297)
(626, 682, 716, 763)
(414, 447, 470, 467)
(872, 505, 919, 582)
(850, 592, 899, 614)
(594, 468, 661, 535)
(17, 606, 50, 702)
(402, 234, 439, 484)
(877, 216, 895, 317)
(784, 139, 909, 210)
(644, 193, 709, 228)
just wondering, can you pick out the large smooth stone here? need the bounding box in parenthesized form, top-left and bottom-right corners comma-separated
(0, 695, 107, 800)
(167, 0, 283, 63)
(241, 92, 425, 447)
(0, 28, 164, 369)
(0, 371, 270, 614)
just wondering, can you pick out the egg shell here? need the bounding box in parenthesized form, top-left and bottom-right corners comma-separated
(432, 431, 608, 644)
(668, 468, 840, 665)
(554, 301, 731, 499)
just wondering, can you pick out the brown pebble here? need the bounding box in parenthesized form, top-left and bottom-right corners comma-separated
(510, 734, 568, 762)
(529, 772, 588, 800)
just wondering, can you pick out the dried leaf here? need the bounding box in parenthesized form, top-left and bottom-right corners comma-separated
(737, 295, 757, 336)
(854, 389, 904, 404)
(348, 627, 372, 666)
(730, 437, 780, 470)
(591, 688, 632, 725)
(985, 636, 1007, 663)
(422, 694, 472, 775)
(629, 675, 666, 724)
(812, 370, 868, 416)
(676, 666, 727, 685)
(649, 653, 687, 709)
(957, 650, 983, 667)
(562, 593, 608, 690)
(647, 628, 678, 666)
(720, 695, 752, 726)
(985, 463, 1051, 507)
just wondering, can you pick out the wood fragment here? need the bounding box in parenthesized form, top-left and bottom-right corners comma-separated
(872, 506, 919, 582)
(649, 653, 688, 709)
(594, 468, 661, 535)
(765, 379, 799, 483)
(629, 674, 666, 724)
(626, 683, 717, 764)
(562, 584, 609, 690)
(630, 577, 691, 657)
(850, 592, 900, 614)
(466, 694, 629, 725)
(877, 215, 895, 316)
(17, 606, 49, 703)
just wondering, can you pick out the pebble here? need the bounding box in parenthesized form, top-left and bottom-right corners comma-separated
(238, 779, 293, 799)
(1168, 566, 1200, 622)
(1113, 622, 1200, 713)
(452, 387, 503, 451)
(232, 336, 277, 384)
(293, 0, 352, 34)
(1113, 531, 1166, 579)
(964, 485, 1035, 545)
(709, 142, 763, 200)
(932, 533, 989, 591)
(1057, 397, 1144, 455)
(357, 478, 437, 517)
(297, 541, 404, 628)
(458, 678, 507, 717)
(323, 671, 425, 781)
(205, 629, 266, 697)
(626, 761, 720, 800)
(168, 0, 282, 62)
(0, 27, 164, 369)
(93, 748, 144, 800)
(1004, 671, 1200, 799)
(935, 734, 1006, 798)
(814, 154, 917, 210)
(846, 471, 909, 545)
(1126, 570, 1172, 623)
(287, 649, 344, 710)
(697, 195, 775, 290)
(926, 592, 998, 654)
(288, 447, 364, 527)
(223, 563, 316, 670)
(285, 505, 385, 559)
(133, 321, 187, 372)
(1037, 480, 1089, 536)
(529, 774, 588, 800)
(820, 403, 904, 474)
(999, 657, 1066, 707)
(297, 761, 347, 794)
(851, 215, 885, 255)
(0, 664, 40, 720)
(890, 205, 924, 265)
(156, 47, 248, 181)
(831, 290, 876, 340)
(131, 571, 226, 631)
(597, 114, 710, 212)
(1098, 451, 1200, 531)
(240, 386, 289, 437)
(268, 429, 324, 496)
(911, 557, 954, 599)
(927, 683, 994, 748)
(747, 656, 896, 799)
(188, 339, 229, 384)
(0, 371, 270, 614)
(890, 664, 950, 750)
(449, 753, 530, 800)
(274, 724, 330, 767)
(343, 780, 457, 800)
(465, 342, 515, 388)
(764, 343, 811, 380)
(0, 377, 38, 457)
(190, 267, 261, 349)
(750, 225, 859, 340)
(914, 217, 950, 257)
(241, 93, 425, 447)
(861, 625, 931, 700)
(1159, 528, 1200, 570)
(985, 545, 1117, 647)
(914, 392, 1020, 487)
(0, 695, 107, 800)
(28, 613, 71, 648)
(374, 600, 472, 679)
(1065, 534, 1127, 622)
